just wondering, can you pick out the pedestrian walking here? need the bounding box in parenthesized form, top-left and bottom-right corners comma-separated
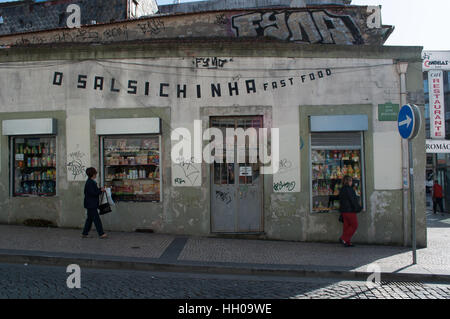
(432, 180, 444, 214)
(339, 175, 361, 247)
(82, 167, 108, 239)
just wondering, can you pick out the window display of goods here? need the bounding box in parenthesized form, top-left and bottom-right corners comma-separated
(13, 137, 57, 197)
(311, 148, 363, 213)
(136, 155, 148, 164)
(103, 136, 161, 202)
(148, 155, 159, 164)
(142, 139, 159, 150)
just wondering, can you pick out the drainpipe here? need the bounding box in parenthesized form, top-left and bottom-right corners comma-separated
(397, 61, 409, 247)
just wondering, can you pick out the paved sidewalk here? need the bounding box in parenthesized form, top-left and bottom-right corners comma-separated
(0, 211, 449, 283)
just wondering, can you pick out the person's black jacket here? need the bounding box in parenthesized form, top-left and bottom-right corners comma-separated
(84, 178, 102, 209)
(339, 185, 361, 213)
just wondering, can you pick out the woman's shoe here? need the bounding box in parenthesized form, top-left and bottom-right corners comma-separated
(339, 238, 346, 246)
(344, 243, 355, 247)
(99, 234, 108, 239)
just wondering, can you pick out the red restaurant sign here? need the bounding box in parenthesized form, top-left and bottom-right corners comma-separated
(429, 70, 445, 139)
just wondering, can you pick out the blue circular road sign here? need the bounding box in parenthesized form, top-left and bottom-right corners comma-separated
(398, 104, 420, 140)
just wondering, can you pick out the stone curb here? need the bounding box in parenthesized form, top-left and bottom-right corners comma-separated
(1, 251, 450, 284)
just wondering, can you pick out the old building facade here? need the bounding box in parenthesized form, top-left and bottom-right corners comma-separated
(0, 0, 425, 246)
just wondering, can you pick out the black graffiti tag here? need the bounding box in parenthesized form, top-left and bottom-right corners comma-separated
(216, 191, 232, 205)
(138, 19, 165, 36)
(175, 178, 186, 185)
(214, 14, 229, 25)
(232, 10, 363, 45)
(176, 157, 200, 186)
(194, 57, 231, 69)
(67, 151, 86, 180)
(273, 181, 296, 192)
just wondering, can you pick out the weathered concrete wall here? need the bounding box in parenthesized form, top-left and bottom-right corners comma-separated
(0, 43, 425, 246)
(0, 6, 392, 47)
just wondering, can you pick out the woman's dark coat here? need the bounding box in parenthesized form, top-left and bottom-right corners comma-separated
(84, 178, 102, 209)
(339, 185, 361, 213)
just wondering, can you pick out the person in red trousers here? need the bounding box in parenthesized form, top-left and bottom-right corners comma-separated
(339, 175, 361, 247)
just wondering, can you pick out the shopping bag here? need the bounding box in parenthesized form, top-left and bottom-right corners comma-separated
(98, 193, 112, 215)
(105, 187, 115, 206)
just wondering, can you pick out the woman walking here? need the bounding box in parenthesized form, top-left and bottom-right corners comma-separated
(339, 175, 361, 247)
(82, 167, 108, 239)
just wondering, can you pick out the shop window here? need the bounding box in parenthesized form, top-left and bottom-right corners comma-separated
(101, 135, 161, 202)
(12, 136, 57, 197)
(310, 132, 364, 213)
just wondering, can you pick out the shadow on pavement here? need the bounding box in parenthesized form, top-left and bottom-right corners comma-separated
(426, 210, 450, 228)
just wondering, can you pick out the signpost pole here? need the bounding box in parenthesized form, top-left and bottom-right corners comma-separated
(408, 139, 417, 264)
(398, 104, 420, 265)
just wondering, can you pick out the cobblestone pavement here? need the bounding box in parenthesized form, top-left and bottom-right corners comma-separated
(0, 263, 449, 299)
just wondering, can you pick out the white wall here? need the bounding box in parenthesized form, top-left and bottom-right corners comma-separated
(373, 131, 402, 190)
(0, 57, 401, 191)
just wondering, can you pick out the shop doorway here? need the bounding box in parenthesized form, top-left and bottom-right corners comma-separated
(210, 116, 264, 233)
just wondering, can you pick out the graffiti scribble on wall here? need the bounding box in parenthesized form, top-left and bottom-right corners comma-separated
(193, 57, 233, 69)
(67, 150, 86, 180)
(174, 157, 200, 186)
(232, 10, 363, 45)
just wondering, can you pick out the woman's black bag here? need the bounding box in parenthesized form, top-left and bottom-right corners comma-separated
(98, 193, 112, 215)
(354, 199, 363, 213)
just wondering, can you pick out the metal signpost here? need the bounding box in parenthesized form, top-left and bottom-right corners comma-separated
(397, 104, 421, 264)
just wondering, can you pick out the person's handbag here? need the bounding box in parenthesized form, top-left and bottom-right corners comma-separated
(98, 193, 112, 215)
(354, 201, 363, 213)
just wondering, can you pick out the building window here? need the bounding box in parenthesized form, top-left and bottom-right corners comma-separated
(101, 135, 161, 202)
(12, 136, 57, 197)
(310, 132, 364, 213)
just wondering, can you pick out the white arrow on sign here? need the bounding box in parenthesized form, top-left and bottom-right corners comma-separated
(399, 115, 412, 128)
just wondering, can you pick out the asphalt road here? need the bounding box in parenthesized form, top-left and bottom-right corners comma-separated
(0, 262, 449, 299)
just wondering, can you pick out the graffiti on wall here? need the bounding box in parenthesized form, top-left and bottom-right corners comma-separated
(214, 13, 230, 26)
(174, 157, 201, 187)
(0, 7, 391, 47)
(193, 57, 233, 69)
(67, 150, 87, 180)
(137, 19, 165, 36)
(216, 190, 232, 205)
(273, 181, 296, 192)
(232, 10, 363, 45)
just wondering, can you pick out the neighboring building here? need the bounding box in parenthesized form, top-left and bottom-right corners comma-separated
(423, 51, 450, 210)
(0, 0, 425, 246)
(0, 0, 158, 36)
